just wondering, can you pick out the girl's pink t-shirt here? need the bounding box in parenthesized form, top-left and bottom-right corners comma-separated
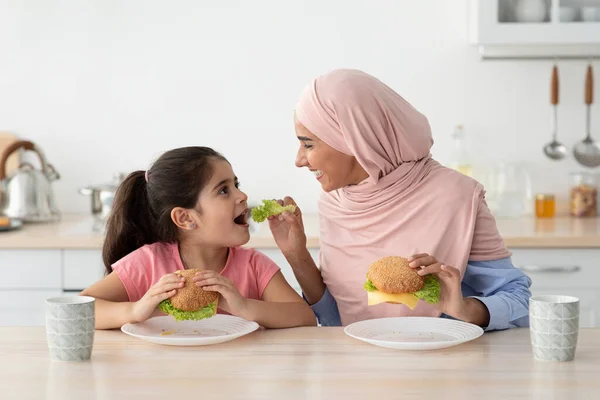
(112, 242, 280, 308)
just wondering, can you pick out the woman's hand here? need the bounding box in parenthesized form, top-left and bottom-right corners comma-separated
(131, 273, 184, 322)
(408, 253, 490, 327)
(408, 253, 465, 318)
(193, 271, 247, 316)
(265, 197, 325, 305)
(267, 196, 307, 256)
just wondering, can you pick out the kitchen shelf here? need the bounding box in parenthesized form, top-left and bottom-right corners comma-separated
(469, 0, 600, 59)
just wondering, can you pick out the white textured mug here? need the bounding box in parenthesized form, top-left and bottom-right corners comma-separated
(45, 296, 95, 362)
(529, 295, 579, 362)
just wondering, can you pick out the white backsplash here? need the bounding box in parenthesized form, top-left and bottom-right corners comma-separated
(0, 0, 598, 215)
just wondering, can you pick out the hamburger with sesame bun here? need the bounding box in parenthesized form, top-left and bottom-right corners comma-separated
(158, 269, 219, 321)
(363, 256, 440, 309)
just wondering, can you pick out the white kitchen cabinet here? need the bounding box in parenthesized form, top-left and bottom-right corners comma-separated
(0, 249, 63, 326)
(256, 248, 320, 294)
(0, 290, 62, 326)
(0, 250, 62, 289)
(63, 249, 106, 291)
(510, 248, 600, 327)
(469, 0, 600, 58)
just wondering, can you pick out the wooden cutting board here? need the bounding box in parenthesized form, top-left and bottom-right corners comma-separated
(0, 132, 20, 177)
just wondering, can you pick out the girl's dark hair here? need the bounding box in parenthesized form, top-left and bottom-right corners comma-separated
(102, 146, 227, 274)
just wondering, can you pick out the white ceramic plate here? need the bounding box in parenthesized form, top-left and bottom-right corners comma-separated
(344, 317, 484, 350)
(121, 315, 259, 346)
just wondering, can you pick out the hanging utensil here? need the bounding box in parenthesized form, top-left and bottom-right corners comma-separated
(543, 65, 567, 160)
(573, 64, 600, 168)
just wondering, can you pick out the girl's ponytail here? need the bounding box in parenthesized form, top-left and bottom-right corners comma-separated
(102, 170, 157, 273)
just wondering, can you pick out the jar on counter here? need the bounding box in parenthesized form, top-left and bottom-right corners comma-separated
(570, 172, 598, 217)
(535, 194, 555, 218)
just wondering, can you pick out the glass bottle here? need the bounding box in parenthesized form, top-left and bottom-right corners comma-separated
(535, 194, 555, 218)
(447, 124, 472, 177)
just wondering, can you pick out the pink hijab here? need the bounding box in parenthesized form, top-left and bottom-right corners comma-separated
(295, 69, 511, 325)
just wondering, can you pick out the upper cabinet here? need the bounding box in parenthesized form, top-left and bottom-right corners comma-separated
(469, 0, 600, 59)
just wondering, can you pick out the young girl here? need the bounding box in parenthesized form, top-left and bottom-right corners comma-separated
(81, 146, 316, 329)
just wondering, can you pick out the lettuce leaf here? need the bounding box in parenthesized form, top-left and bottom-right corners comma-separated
(251, 200, 296, 223)
(363, 279, 378, 292)
(158, 299, 217, 321)
(413, 275, 440, 304)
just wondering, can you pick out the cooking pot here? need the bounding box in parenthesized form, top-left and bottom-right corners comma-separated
(79, 173, 126, 221)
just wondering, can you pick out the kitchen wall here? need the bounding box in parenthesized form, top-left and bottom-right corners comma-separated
(0, 0, 598, 215)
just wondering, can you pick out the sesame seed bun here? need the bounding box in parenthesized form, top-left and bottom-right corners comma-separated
(366, 256, 424, 294)
(169, 269, 219, 312)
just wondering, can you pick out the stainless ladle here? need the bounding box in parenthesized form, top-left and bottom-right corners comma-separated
(573, 64, 600, 168)
(543, 65, 567, 160)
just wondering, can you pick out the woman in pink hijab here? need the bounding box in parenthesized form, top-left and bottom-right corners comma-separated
(268, 69, 531, 329)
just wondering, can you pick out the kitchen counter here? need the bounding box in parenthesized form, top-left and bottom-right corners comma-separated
(1, 327, 598, 399)
(1, 213, 600, 249)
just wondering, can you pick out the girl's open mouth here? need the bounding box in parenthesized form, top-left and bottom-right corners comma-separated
(234, 210, 249, 227)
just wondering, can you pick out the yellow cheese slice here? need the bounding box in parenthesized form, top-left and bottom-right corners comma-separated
(367, 290, 419, 309)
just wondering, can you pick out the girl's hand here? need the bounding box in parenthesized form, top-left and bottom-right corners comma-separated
(131, 273, 184, 322)
(193, 271, 247, 316)
(267, 196, 307, 256)
(408, 253, 465, 319)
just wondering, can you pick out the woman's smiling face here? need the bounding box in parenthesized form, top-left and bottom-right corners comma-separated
(294, 114, 368, 192)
